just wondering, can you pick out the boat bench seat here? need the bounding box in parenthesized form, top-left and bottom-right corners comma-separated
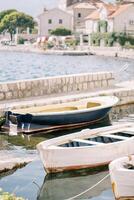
(87, 102, 101, 108)
(100, 134, 128, 140)
(76, 102, 101, 110)
(71, 139, 104, 145)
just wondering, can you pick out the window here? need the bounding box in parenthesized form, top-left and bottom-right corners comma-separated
(129, 20, 134, 25)
(59, 19, 63, 24)
(48, 19, 52, 24)
(78, 13, 81, 18)
(48, 29, 52, 33)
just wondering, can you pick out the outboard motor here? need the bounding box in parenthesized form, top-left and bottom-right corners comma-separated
(18, 114, 33, 131)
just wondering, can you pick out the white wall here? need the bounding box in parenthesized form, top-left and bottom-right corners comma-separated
(113, 5, 134, 34)
(38, 8, 73, 36)
(74, 7, 96, 33)
(85, 20, 99, 34)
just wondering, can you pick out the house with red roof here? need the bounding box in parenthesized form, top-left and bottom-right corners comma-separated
(85, 3, 134, 35)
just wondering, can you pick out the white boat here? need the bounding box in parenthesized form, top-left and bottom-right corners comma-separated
(37, 123, 134, 174)
(109, 155, 134, 200)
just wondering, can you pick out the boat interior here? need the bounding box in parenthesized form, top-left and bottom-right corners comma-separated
(59, 130, 134, 148)
(12, 101, 101, 114)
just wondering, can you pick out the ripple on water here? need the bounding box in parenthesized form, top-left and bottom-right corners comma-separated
(0, 51, 133, 82)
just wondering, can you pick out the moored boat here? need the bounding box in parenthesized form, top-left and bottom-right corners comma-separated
(109, 155, 134, 200)
(8, 96, 118, 128)
(37, 123, 134, 174)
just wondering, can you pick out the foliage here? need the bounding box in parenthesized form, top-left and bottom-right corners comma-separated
(0, 11, 35, 40)
(91, 32, 101, 46)
(116, 32, 126, 46)
(0, 9, 17, 21)
(18, 37, 27, 44)
(0, 188, 24, 200)
(31, 28, 38, 34)
(47, 42, 54, 49)
(91, 32, 134, 47)
(65, 38, 77, 47)
(98, 20, 108, 33)
(51, 28, 72, 36)
(124, 43, 134, 49)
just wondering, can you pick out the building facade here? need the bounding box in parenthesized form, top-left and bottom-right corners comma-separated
(38, 8, 73, 36)
(85, 3, 134, 35)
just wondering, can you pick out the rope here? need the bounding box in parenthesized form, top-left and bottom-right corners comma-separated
(65, 173, 110, 200)
(117, 63, 129, 73)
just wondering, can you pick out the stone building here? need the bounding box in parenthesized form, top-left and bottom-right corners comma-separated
(59, 0, 102, 33)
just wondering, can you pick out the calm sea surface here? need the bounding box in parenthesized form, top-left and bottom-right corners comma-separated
(0, 51, 133, 200)
(0, 51, 134, 82)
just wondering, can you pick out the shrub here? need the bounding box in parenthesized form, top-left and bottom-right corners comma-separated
(90, 32, 134, 47)
(18, 37, 27, 44)
(51, 28, 72, 36)
(98, 20, 108, 32)
(0, 188, 24, 200)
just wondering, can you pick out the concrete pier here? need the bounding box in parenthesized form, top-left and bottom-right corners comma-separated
(0, 78, 133, 119)
(0, 150, 38, 173)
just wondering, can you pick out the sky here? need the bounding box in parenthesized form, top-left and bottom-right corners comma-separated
(0, 0, 113, 17)
(0, 0, 58, 17)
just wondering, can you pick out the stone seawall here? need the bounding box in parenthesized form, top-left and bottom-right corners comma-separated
(0, 72, 114, 101)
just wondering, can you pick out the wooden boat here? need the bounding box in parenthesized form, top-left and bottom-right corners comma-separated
(37, 123, 134, 174)
(109, 155, 134, 200)
(8, 96, 118, 127)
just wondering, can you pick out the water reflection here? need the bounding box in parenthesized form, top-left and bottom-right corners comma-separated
(38, 170, 114, 200)
(0, 115, 111, 150)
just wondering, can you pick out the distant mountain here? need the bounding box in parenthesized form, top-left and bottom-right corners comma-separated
(0, 0, 114, 17)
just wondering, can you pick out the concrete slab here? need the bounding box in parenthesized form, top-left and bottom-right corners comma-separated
(0, 150, 38, 173)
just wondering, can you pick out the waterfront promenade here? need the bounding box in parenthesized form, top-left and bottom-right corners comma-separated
(0, 44, 134, 59)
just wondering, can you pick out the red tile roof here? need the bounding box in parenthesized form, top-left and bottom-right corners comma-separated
(85, 3, 132, 20)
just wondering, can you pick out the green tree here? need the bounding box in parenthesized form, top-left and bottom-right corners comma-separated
(0, 9, 17, 21)
(51, 28, 72, 36)
(0, 11, 35, 40)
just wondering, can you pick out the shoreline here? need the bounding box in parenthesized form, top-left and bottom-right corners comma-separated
(0, 44, 134, 59)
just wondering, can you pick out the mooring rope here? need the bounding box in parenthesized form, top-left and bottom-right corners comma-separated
(117, 63, 129, 73)
(65, 173, 110, 200)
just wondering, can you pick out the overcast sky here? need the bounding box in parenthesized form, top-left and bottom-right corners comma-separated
(0, 0, 58, 17)
(0, 0, 113, 17)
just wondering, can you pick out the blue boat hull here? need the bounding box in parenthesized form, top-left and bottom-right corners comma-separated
(32, 107, 112, 125)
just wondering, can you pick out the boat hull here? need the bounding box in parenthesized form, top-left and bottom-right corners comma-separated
(32, 107, 111, 125)
(9, 96, 118, 127)
(37, 125, 134, 173)
(109, 156, 134, 200)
